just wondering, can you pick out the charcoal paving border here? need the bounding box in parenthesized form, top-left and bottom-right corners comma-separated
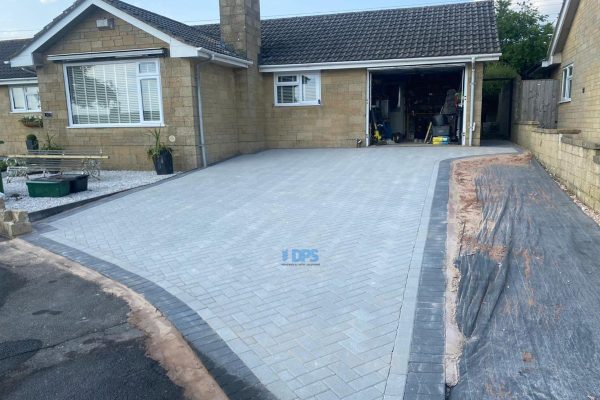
(402, 159, 451, 400)
(23, 232, 276, 400)
(402, 149, 523, 400)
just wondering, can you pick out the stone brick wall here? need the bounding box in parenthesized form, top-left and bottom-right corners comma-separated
(262, 63, 484, 148)
(552, 0, 600, 142)
(219, 0, 266, 156)
(0, 86, 42, 156)
(198, 62, 240, 164)
(35, 6, 200, 171)
(513, 122, 600, 211)
(263, 69, 367, 148)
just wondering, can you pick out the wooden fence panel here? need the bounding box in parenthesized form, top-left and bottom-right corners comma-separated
(518, 79, 559, 128)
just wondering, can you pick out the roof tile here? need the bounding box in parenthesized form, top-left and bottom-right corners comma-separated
(0, 39, 36, 80)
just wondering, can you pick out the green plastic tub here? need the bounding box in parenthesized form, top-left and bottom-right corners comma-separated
(26, 178, 70, 198)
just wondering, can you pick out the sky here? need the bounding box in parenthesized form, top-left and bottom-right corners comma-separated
(0, 0, 564, 40)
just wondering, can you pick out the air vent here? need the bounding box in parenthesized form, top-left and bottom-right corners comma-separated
(96, 18, 115, 30)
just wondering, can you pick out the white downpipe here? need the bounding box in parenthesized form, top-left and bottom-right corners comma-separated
(195, 60, 211, 168)
(469, 56, 476, 147)
(461, 66, 467, 146)
(365, 70, 371, 146)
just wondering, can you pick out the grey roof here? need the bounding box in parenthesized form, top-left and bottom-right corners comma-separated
(195, 1, 500, 65)
(261, 0, 500, 65)
(0, 39, 35, 80)
(1, 0, 500, 80)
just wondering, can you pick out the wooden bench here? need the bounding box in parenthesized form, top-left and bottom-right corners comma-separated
(6, 150, 109, 182)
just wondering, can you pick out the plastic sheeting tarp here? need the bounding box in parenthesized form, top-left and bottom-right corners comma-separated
(449, 160, 600, 400)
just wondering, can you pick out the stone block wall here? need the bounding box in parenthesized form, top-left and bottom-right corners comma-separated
(552, 0, 600, 142)
(198, 62, 240, 164)
(513, 121, 600, 211)
(263, 69, 367, 148)
(219, 0, 266, 156)
(0, 87, 42, 156)
(35, 6, 200, 171)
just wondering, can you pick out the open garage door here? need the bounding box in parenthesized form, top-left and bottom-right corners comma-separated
(367, 65, 466, 146)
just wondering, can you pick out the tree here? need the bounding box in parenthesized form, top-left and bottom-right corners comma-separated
(495, 0, 554, 75)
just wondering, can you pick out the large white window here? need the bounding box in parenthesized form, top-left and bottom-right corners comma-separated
(64, 59, 163, 127)
(274, 72, 321, 106)
(9, 85, 40, 112)
(561, 64, 573, 102)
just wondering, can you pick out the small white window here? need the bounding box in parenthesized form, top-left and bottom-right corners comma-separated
(139, 61, 157, 74)
(561, 64, 573, 101)
(64, 59, 162, 127)
(9, 85, 40, 112)
(274, 72, 321, 106)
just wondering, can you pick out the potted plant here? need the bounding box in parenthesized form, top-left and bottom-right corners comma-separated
(146, 128, 173, 175)
(26, 134, 39, 151)
(19, 115, 43, 128)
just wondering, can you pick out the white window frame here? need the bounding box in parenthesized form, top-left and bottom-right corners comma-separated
(560, 64, 573, 102)
(63, 58, 164, 128)
(274, 72, 321, 107)
(9, 85, 41, 113)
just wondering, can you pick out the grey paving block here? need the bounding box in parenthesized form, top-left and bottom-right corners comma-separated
(30, 147, 515, 400)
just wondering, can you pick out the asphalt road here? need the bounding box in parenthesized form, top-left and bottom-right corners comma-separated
(0, 245, 186, 400)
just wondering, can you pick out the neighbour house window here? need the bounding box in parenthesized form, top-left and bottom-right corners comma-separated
(9, 85, 40, 112)
(561, 64, 573, 101)
(274, 72, 321, 106)
(65, 59, 162, 126)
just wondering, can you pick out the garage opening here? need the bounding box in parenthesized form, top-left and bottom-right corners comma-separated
(368, 66, 465, 146)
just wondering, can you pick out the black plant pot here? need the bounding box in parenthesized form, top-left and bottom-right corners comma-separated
(153, 150, 173, 175)
(26, 139, 39, 151)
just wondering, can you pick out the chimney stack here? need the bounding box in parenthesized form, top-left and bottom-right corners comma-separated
(219, 0, 261, 61)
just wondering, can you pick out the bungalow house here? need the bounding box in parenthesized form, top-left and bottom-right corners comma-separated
(513, 0, 600, 212)
(0, 0, 501, 170)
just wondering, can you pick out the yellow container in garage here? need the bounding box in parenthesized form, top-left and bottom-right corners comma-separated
(432, 136, 450, 145)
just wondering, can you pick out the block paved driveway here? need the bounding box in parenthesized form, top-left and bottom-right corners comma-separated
(37, 146, 514, 400)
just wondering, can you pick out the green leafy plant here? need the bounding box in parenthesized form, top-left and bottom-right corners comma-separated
(40, 132, 63, 151)
(483, 62, 519, 97)
(0, 160, 7, 173)
(495, 0, 554, 75)
(19, 115, 43, 128)
(145, 128, 172, 160)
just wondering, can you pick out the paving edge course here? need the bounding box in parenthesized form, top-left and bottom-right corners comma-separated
(20, 234, 278, 400)
(4, 239, 228, 400)
(402, 159, 451, 400)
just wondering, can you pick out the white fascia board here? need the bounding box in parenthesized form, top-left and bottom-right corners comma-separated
(259, 53, 501, 72)
(547, 0, 572, 59)
(47, 48, 166, 62)
(197, 48, 253, 68)
(10, 0, 198, 67)
(542, 53, 562, 68)
(367, 63, 466, 72)
(0, 78, 38, 86)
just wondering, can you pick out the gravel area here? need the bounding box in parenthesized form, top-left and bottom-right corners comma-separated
(539, 163, 600, 227)
(2, 171, 174, 212)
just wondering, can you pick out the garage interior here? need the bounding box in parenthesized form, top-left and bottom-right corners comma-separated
(369, 66, 465, 145)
